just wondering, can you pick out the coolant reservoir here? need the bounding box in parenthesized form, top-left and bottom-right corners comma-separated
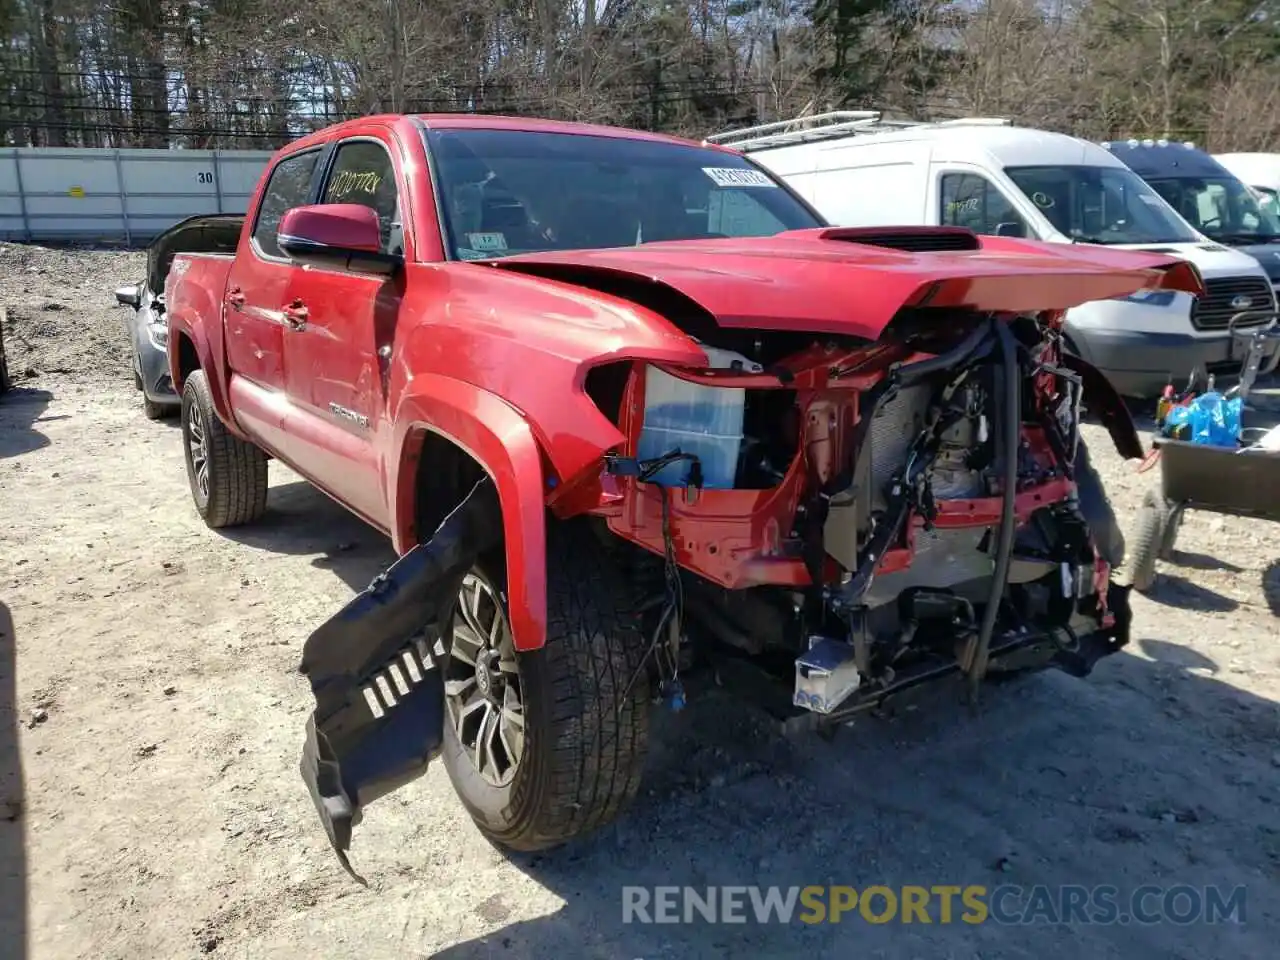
(635, 346, 757, 489)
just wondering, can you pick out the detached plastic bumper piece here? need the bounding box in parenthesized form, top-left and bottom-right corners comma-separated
(298, 478, 502, 880)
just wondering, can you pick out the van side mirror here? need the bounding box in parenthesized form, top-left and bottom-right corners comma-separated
(278, 204, 402, 276)
(994, 221, 1027, 238)
(114, 283, 142, 308)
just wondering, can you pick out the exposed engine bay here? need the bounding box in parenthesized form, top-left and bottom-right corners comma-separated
(590, 308, 1128, 721)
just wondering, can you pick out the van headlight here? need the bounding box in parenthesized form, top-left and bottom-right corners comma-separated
(1121, 289, 1177, 307)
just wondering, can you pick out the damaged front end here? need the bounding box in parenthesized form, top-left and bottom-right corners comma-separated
(590, 306, 1136, 726)
(298, 479, 500, 878)
(294, 230, 1194, 868)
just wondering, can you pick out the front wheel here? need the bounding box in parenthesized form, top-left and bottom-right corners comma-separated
(180, 370, 268, 528)
(440, 520, 649, 852)
(142, 394, 172, 421)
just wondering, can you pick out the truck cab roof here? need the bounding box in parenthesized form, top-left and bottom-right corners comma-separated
(280, 113, 732, 156)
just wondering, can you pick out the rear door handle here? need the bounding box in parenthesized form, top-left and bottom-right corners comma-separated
(225, 287, 245, 309)
(283, 299, 309, 330)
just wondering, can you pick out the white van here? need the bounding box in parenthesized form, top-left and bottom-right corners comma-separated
(708, 112, 1277, 398)
(1214, 153, 1280, 217)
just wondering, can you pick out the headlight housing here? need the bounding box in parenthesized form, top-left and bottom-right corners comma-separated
(147, 318, 169, 350)
(1120, 288, 1178, 307)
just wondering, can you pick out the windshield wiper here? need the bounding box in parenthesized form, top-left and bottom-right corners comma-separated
(1069, 235, 1112, 245)
(1215, 233, 1280, 244)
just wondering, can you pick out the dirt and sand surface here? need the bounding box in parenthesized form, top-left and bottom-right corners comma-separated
(1, 242, 1279, 960)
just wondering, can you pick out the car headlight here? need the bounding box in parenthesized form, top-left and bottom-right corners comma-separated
(147, 319, 169, 349)
(1120, 289, 1178, 307)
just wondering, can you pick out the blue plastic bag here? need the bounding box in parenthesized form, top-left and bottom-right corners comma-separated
(1162, 391, 1242, 447)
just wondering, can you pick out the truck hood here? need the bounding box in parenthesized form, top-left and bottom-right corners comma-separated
(487, 227, 1204, 340)
(1111, 239, 1268, 281)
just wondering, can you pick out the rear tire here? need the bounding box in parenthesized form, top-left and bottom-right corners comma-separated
(180, 369, 268, 528)
(441, 519, 649, 852)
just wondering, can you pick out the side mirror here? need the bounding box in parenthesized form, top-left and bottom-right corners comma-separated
(278, 204, 401, 276)
(114, 283, 142, 308)
(994, 221, 1027, 238)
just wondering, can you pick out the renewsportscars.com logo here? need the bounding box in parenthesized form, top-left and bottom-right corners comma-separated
(621, 884, 1247, 926)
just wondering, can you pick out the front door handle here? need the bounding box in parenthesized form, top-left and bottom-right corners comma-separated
(283, 299, 309, 330)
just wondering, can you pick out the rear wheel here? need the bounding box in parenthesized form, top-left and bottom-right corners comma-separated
(180, 369, 268, 528)
(440, 519, 649, 852)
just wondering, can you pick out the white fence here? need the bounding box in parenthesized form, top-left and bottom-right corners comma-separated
(0, 147, 274, 245)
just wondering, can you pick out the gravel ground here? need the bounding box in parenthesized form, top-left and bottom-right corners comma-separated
(2, 244, 1279, 960)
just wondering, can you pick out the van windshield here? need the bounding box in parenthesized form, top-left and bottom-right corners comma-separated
(1255, 186, 1280, 220)
(1143, 175, 1280, 244)
(423, 127, 823, 259)
(1004, 165, 1200, 245)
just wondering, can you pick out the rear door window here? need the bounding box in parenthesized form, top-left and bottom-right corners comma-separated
(253, 149, 321, 259)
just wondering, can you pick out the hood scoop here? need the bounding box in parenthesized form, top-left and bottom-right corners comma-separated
(816, 226, 982, 253)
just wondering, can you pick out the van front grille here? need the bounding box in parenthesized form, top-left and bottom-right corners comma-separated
(1191, 276, 1274, 330)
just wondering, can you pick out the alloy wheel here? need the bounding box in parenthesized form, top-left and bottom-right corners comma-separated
(444, 573, 526, 788)
(186, 400, 210, 503)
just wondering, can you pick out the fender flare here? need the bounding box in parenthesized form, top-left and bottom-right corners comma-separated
(1064, 352, 1144, 462)
(390, 376, 549, 651)
(167, 321, 238, 432)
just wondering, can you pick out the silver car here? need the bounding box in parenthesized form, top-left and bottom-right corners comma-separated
(114, 213, 244, 419)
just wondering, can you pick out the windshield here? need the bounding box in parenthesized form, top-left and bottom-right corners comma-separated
(1254, 186, 1280, 220)
(423, 128, 823, 259)
(1144, 175, 1280, 243)
(1004, 165, 1200, 245)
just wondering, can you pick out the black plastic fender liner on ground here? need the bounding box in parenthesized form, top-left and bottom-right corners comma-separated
(299, 477, 502, 881)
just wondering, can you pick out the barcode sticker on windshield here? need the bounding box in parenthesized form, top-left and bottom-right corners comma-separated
(466, 232, 508, 252)
(702, 167, 776, 188)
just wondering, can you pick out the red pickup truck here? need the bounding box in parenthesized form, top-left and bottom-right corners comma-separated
(163, 113, 1201, 873)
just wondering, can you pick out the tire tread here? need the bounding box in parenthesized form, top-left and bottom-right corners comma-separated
(182, 370, 268, 528)
(485, 519, 649, 851)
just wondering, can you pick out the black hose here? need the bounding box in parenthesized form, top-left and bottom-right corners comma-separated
(893, 320, 993, 386)
(968, 319, 1020, 696)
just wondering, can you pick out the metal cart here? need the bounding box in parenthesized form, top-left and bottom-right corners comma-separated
(1126, 312, 1280, 593)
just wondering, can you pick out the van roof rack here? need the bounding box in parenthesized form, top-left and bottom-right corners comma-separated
(705, 111, 1013, 153)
